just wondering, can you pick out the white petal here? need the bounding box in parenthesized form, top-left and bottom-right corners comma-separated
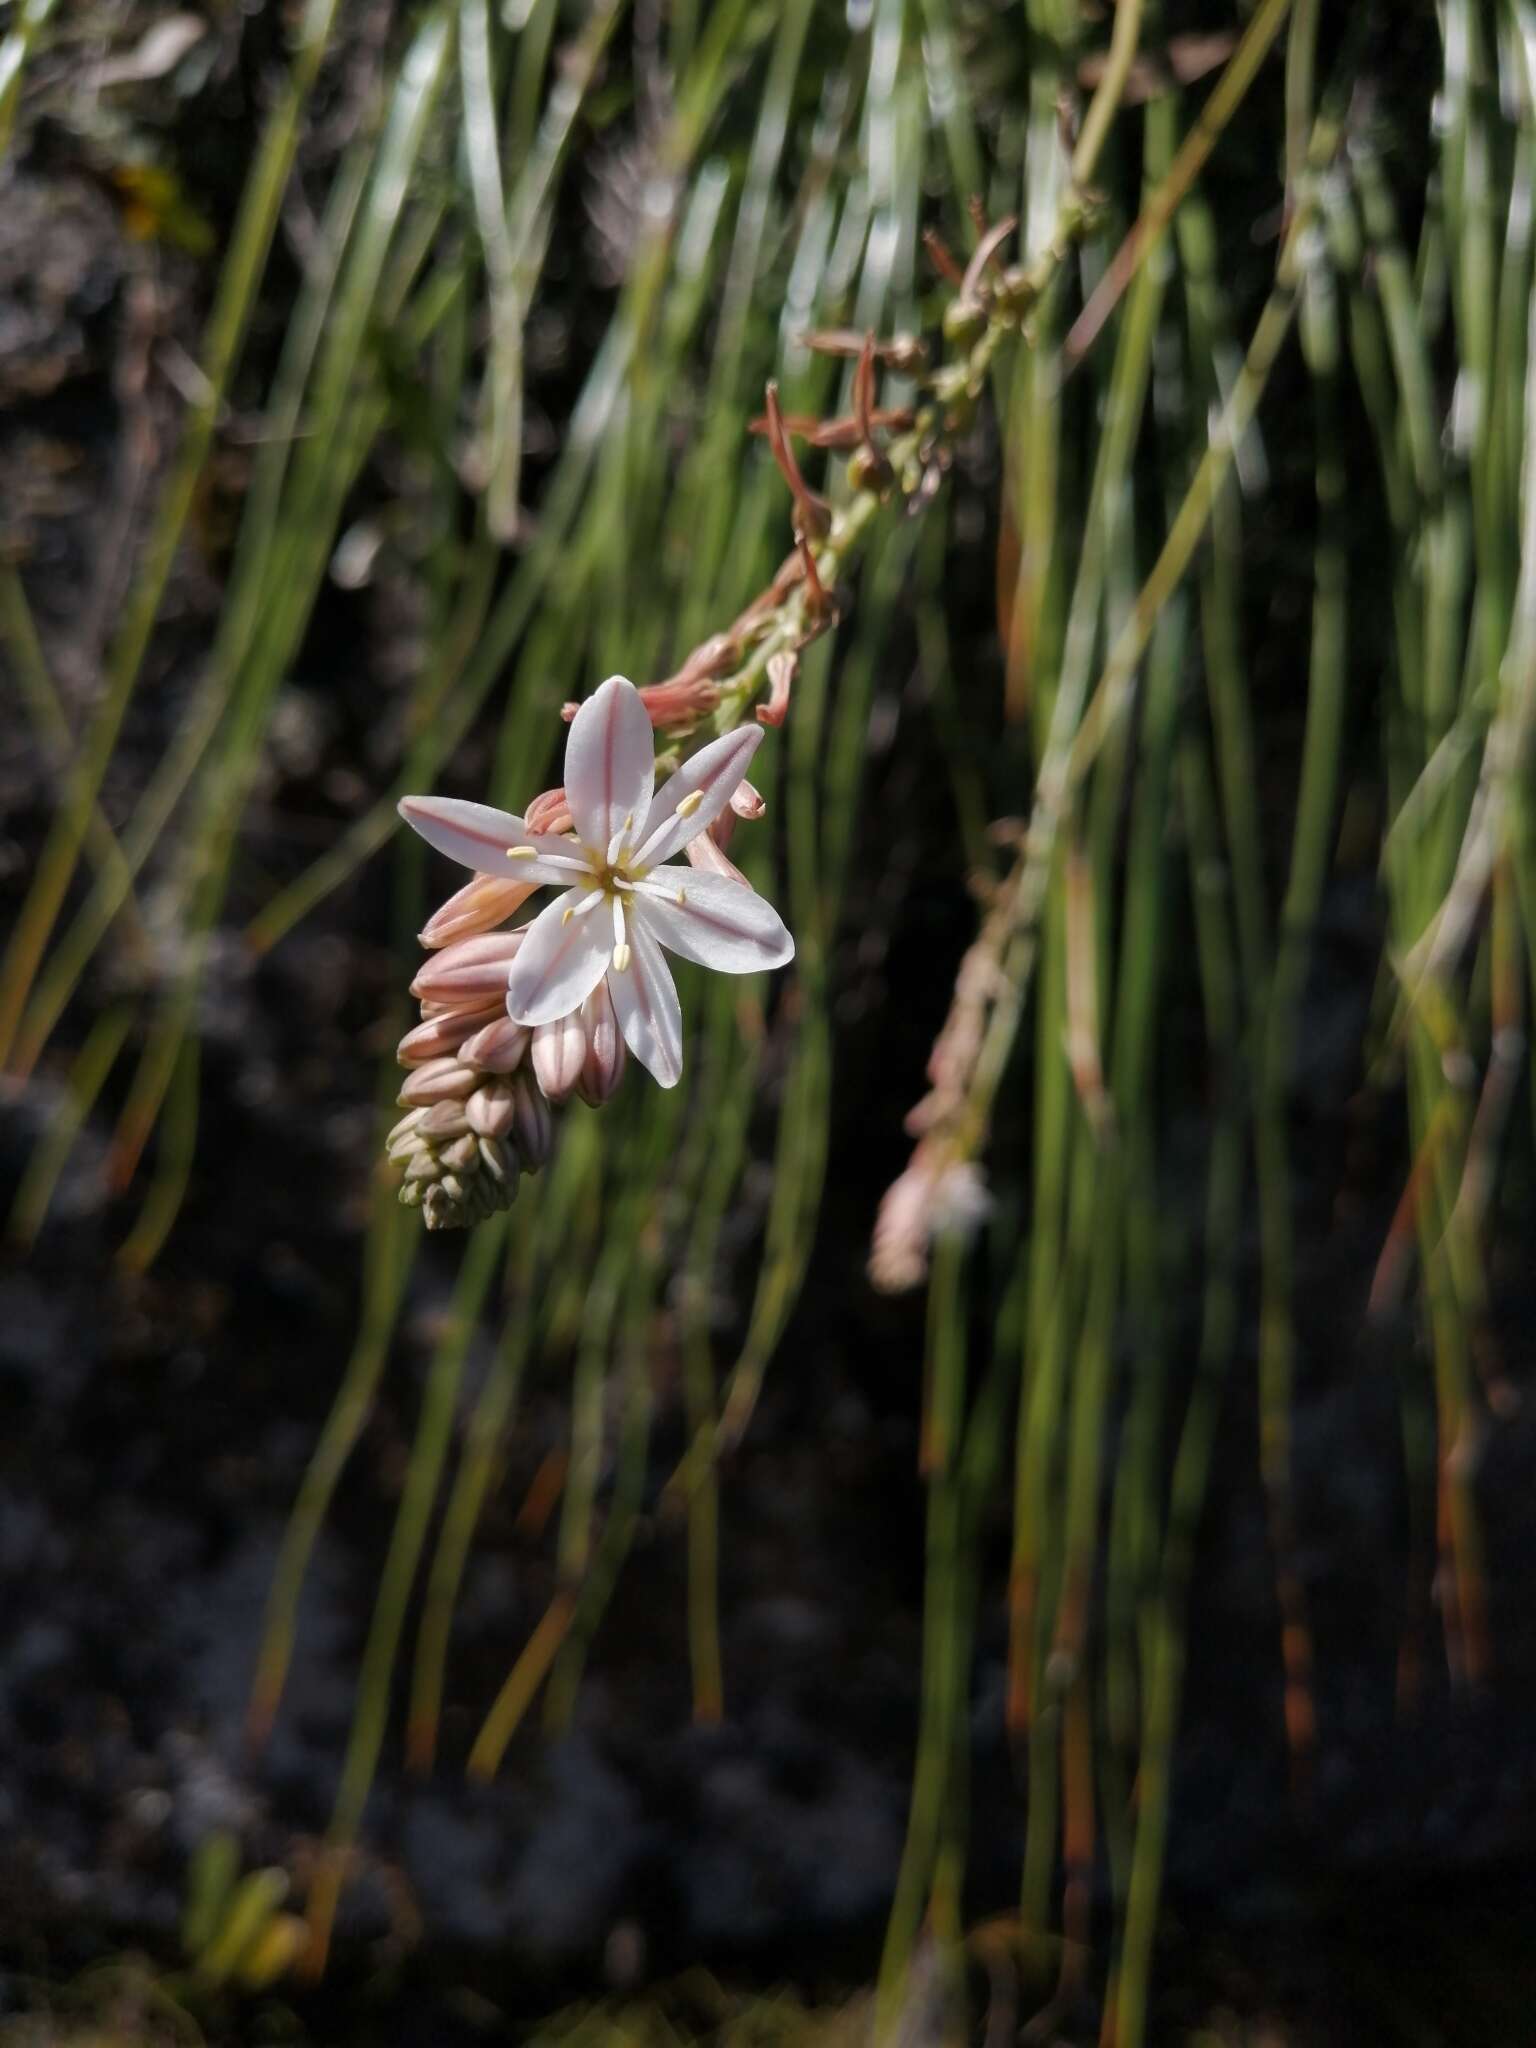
(504, 892, 612, 1026)
(563, 675, 655, 854)
(634, 868, 794, 973)
(607, 919, 682, 1088)
(636, 723, 764, 868)
(399, 796, 586, 886)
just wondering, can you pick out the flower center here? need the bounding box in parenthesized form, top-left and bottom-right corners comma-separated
(588, 854, 647, 897)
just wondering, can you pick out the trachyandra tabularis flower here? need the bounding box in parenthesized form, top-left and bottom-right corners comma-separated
(399, 675, 794, 1088)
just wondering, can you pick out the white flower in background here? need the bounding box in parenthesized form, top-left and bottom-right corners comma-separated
(400, 675, 794, 1088)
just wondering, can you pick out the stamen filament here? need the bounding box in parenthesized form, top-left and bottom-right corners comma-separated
(634, 876, 690, 905)
(634, 813, 687, 868)
(507, 847, 590, 873)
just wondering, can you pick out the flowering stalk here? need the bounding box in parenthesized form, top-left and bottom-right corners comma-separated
(386, 198, 1098, 1228)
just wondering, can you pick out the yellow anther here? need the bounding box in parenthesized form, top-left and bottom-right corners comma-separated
(506, 845, 537, 860)
(562, 906, 574, 926)
(612, 942, 632, 972)
(676, 790, 705, 819)
(675, 889, 687, 906)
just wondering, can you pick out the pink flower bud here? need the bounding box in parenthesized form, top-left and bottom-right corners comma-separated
(458, 1016, 532, 1072)
(477, 1134, 516, 1186)
(411, 929, 526, 1002)
(531, 1008, 587, 1103)
(684, 829, 753, 889)
(637, 676, 722, 727)
(420, 873, 538, 948)
(416, 993, 505, 1022)
(398, 1004, 502, 1065)
(512, 1073, 553, 1169)
(398, 1058, 481, 1106)
(576, 981, 626, 1105)
(729, 778, 765, 820)
(466, 1077, 518, 1138)
(524, 787, 575, 836)
(418, 1100, 472, 1139)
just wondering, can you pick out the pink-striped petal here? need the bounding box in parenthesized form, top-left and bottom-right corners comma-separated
(399, 796, 585, 885)
(563, 675, 655, 853)
(636, 722, 763, 868)
(607, 920, 682, 1088)
(634, 868, 793, 973)
(504, 891, 612, 1026)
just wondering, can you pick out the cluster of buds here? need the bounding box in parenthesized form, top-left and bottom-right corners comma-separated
(386, 871, 627, 1230)
(389, 674, 795, 1228)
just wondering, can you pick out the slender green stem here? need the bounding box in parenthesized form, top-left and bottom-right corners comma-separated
(306, 1220, 503, 1972)
(0, 0, 345, 1068)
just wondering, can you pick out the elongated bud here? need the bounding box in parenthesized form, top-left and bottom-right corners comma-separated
(398, 1058, 481, 1106)
(398, 1003, 504, 1065)
(576, 980, 626, 1106)
(525, 787, 574, 836)
(438, 1133, 479, 1173)
(636, 676, 721, 727)
(458, 1015, 532, 1072)
(477, 1134, 517, 1186)
(466, 1076, 518, 1138)
(425, 1180, 481, 1231)
(418, 996, 490, 1021)
(417, 1100, 472, 1140)
(531, 1008, 587, 1103)
(512, 1072, 553, 1168)
(387, 1107, 430, 1158)
(420, 873, 538, 948)
(729, 779, 765, 821)
(685, 829, 752, 889)
(411, 929, 525, 1002)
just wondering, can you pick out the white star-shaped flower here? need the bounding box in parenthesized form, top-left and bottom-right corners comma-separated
(399, 675, 794, 1088)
